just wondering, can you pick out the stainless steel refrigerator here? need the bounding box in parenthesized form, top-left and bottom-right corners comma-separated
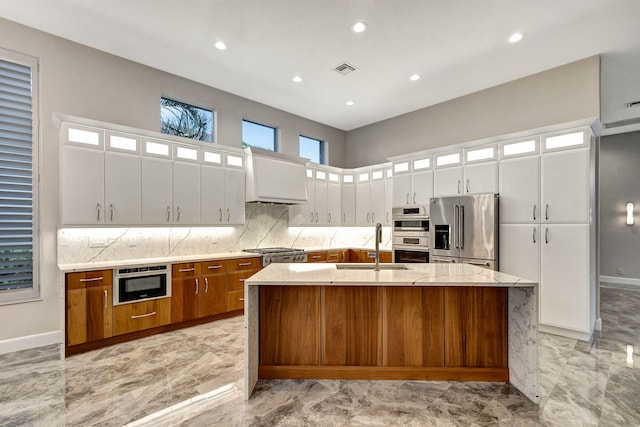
(429, 193, 499, 270)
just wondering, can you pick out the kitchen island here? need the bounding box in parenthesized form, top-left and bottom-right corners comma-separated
(244, 263, 539, 403)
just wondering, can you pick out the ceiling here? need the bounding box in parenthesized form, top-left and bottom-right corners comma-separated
(2, 0, 640, 131)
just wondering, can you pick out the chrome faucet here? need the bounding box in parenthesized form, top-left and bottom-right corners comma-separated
(374, 222, 382, 271)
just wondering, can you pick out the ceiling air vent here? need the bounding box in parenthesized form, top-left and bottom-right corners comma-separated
(333, 62, 357, 75)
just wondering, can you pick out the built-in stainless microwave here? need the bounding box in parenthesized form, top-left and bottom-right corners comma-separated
(392, 206, 430, 263)
(392, 206, 429, 233)
(113, 264, 171, 305)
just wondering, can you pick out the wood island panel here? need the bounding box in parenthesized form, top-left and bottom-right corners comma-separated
(260, 286, 321, 366)
(383, 287, 444, 367)
(322, 286, 382, 366)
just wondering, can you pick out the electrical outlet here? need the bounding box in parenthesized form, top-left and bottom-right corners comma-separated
(89, 237, 107, 247)
(617, 267, 624, 275)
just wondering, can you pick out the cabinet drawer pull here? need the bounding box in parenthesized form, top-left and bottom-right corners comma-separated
(103, 289, 108, 309)
(208, 265, 223, 270)
(238, 262, 251, 267)
(238, 298, 245, 301)
(131, 311, 156, 319)
(78, 277, 104, 282)
(238, 278, 246, 282)
(329, 252, 339, 257)
(179, 268, 195, 272)
(312, 255, 322, 259)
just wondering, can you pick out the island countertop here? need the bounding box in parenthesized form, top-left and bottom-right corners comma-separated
(245, 262, 537, 288)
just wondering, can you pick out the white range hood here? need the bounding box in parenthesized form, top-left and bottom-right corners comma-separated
(244, 147, 308, 204)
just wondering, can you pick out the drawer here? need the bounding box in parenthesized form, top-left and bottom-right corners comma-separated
(67, 269, 113, 291)
(201, 259, 228, 274)
(228, 257, 261, 271)
(113, 298, 171, 335)
(326, 250, 344, 263)
(227, 290, 244, 311)
(172, 262, 201, 278)
(228, 269, 258, 291)
(307, 251, 328, 263)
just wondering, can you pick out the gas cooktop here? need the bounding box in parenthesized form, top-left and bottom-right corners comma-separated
(242, 247, 307, 266)
(242, 247, 305, 255)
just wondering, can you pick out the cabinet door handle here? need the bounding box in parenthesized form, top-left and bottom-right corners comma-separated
(533, 227, 536, 244)
(310, 212, 314, 223)
(219, 208, 223, 222)
(109, 204, 114, 221)
(204, 277, 209, 293)
(457, 180, 461, 194)
(413, 192, 416, 205)
(386, 212, 389, 223)
(239, 298, 245, 301)
(103, 289, 108, 309)
(328, 212, 331, 223)
(343, 213, 346, 223)
(167, 206, 171, 222)
(176, 206, 181, 222)
(131, 311, 156, 319)
(227, 208, 230, 222)
(545, 227, 549, 244)
(208, 265, 223, 270)
(406, 193, 409, 205)
(466, 179, 469, 193)
(195, 278, 199, 295)
(96, 203, 102, 221)
(238, 262, 251, 267)
(179, 267, 195, 272)
(533, 204, 536, 221)
(372, 212, 375, 222)
(367, 212, 370, 223)
(545, 204, 549, 221)
(79, 277, 104, 283)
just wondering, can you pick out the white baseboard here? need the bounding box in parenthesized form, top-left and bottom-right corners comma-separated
(539, 324, 592, 342)
(600, 275, 640, 287)
(0, 331, 61, 355)
(594, 318, 602, 331)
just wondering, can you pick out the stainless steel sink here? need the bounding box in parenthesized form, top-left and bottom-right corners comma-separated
(335, 263, 410, 271)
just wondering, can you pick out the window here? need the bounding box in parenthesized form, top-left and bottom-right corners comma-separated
(0, 49, 39, 304)
(160, 97, 213, 142)
(299, 135, 325, 164)
(242, 120, 276, 151)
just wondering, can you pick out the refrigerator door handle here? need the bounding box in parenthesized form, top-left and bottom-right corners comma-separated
(459, 204, 464, 249)
(453, 204, 459, 249)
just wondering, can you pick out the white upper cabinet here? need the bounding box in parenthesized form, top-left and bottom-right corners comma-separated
(356, 170, 372, 225)
(290, 167, 341, 226)
(463, 145, 498, 195)
(61, 145, 105, 225)
(499, 223, 541, 283)
(433, 151, 463, 197)
(341, 172, 356, 226)
(104, 151, 141, 224)
(384, 168, 393, 225)
(222, 153, 246, 225)
(499, 155, 540, 224)
(327, 172, 341, 226)
(173, 160, 201, 225)
(289, 169, 315, 225)
(392, 157, 433, 207)
(142, 156, 173, 224)
(370, 169, 386, 225)
(314, 170, 329, 225)
(541, 148, 590, 224)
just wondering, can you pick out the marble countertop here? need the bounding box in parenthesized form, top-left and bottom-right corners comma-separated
(245, 263, 537, 288)
(58, 252, 262, 272)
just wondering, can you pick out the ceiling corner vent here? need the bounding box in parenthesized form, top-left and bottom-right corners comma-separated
(333, 62, 357, 75)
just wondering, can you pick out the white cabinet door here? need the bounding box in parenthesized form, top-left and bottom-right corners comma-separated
(289, 178, 314, 225)
(370, 179, 386, 224)
(464, 162, 498, 195)
(327, 181, 341, 226)
(141, 157, 173, 224)
(541, 149, 590, 224)
(412, 170, 434, 206)
(61, 146, 105, 225)
(173, 161, 200, 224)
(356, 182, 371, 225)
(341, 184, 356, 225)
(392, 174, 412, 207)
(224, 168, 245, 224)
(434, 166, 463, 197)
(200, 165, 224, 224)
(105, 152, 141, 224)
(499, 156, 540, 224)
(540, 224, 590, 332)
(384, 179, 393, 225)
(314, 178, 328, 225)
(499, 224, 540, 282)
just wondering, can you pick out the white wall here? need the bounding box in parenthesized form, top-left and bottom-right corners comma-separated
(345, 56, 600, 167)
(0, 17, 346, 344)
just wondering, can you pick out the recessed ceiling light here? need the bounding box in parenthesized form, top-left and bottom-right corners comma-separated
(214, 41, 227, 50)
(346, 100, 355, 106)
(409, 74, 421, 81)
(351, 22, 367, 33)
(292, 75, 302, 83)
(508, 32, 523, 43)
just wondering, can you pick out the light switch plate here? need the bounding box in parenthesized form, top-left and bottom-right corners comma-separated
(89, 237, 107, 247)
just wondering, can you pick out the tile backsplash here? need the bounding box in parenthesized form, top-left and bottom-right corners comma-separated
(57, 203, 392, 265)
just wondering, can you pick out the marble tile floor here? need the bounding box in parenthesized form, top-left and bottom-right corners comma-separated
(1, 285, 638, 426)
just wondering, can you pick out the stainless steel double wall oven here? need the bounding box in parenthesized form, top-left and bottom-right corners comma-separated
(392, 206, 430, 263)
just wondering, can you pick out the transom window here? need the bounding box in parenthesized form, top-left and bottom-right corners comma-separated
(299, 135, 325, 164)
(242, 120, 277, 151)
(160, 97, 214, 142)
(0, 49, 39, 304)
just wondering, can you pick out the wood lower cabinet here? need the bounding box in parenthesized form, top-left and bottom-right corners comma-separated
(172, 260, 230, 322)
(201, 260, 228, 317)
(113, 298, 171, 335)
(259, 285, 508, 381)
(347, 249, 392, 263)
(66, 270, 113, 346)
(227, 257, 261, 311)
